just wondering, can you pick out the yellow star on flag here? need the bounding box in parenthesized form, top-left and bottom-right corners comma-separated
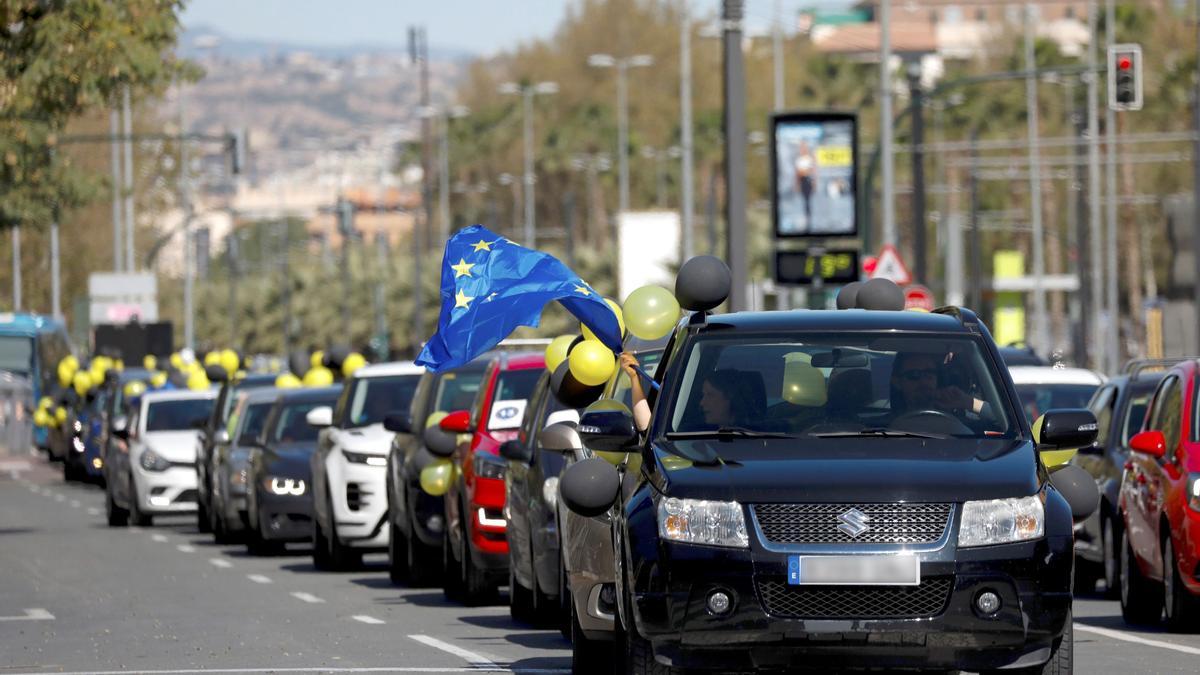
(573, 284, 591, 296)
(454, 289, 475, 309)
(470, 239, 493, 252)
(450, 258, 475, 278)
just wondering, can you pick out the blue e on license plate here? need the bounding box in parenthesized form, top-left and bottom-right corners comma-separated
(787, 555, 920, 586)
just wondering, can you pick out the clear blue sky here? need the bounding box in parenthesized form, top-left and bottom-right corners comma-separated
(180, 0, 853, 56)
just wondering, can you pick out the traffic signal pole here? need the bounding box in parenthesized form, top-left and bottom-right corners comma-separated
(1193, 0, 1200, 355)
(723, 0, 748, 312)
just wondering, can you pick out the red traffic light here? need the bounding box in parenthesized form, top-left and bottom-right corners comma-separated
(1118, 56, 1133, 70)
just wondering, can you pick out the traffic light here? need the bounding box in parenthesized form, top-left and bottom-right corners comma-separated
(1108, 44, 1143, 112)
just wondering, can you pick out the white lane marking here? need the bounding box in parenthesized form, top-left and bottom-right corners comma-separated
(351, 614, 385, 625)
(0, 668, 570, 674)
(0, 608, 54, 622)
(54, 494, 65, 502)
(1075, 623, 1200, 656)
(151, 534, 169, 543)
(69, 499, 81, 508)
(208, 558, 233, 569)
(177, 544, 196, 553)
(246, 574, 272, 584)
(290, 591, 325, 604)
(87, 507, 101, 516)
(408, 634, 500, 670)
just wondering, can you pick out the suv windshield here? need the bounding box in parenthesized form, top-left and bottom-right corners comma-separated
(0, 335, 34, 375)
(664, 333, 1016, 439)
(346, 375, 421, 428)
(273, 398, 337, 443)
(1014, 383, 1100, 424)
(146, 398, 215, 432)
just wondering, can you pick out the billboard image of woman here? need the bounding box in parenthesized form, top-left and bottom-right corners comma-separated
(772, 112, 857, 238)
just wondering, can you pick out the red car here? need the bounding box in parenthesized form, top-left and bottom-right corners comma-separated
(440, 352, 543, 605)
(1121, 358, 1200, 630)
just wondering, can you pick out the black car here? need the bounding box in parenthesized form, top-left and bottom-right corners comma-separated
(500, 369, 576, 626)
(385, 358, 488, 585)
(196, 373, 277, 533)
(209, 387, 280, 542)
(1075, 360, 1169, 594)
(560, 307, 1098, 674)
(244, 386, 340, 555)
(998, 344, 1047, 367)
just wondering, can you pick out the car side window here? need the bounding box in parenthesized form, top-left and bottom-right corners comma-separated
(1089, 386, 1114, 447)
(333, 379, 353, 427)
(1150, 376, 1182, 459)
(519, 372, 549, 447)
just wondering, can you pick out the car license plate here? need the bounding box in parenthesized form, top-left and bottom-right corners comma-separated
(787, 555, 920, 586)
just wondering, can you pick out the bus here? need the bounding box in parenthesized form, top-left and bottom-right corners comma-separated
(0, 313, 73, 450)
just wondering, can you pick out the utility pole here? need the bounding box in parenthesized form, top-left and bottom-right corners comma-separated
(374, 232, 389, 361)
(110, 107, 123, 272)
(500, 82, 557, 247)
(680, 6, 695, 262)
(410, 25, 427, 354)
(723, 0, 748, 311)
(122, 85, 135, 272)
(1073, 87, 1091, 366)
(969, 131, 982, 311)
(880, 0, 896, 247)
(773, 0, 785, 110)
(50, 213, 61, 320)
(11, 226, 20, 311)
(227, 231, 238, 348)
(1105, 0, 1120, 371)
(1025, 3, 1049, 356)
(178, 76, 195, 352)
(280, 217, 292, 359)
(438, 115, 451, 244)
(907, 63, 927, 284)
(588, 54, 651, 218)
(338, 197, 354, 333)
(1087, 0, 1104, 371)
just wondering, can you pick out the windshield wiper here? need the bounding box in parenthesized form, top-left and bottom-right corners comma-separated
(810, 428, 948, 440)
(666, 426, 795, 441)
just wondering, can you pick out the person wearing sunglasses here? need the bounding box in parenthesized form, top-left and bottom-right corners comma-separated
(890, 352, 991, 420)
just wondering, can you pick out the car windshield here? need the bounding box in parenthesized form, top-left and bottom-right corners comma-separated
(236, 402, 274, 442)
(273, 398, 336, 443)
(347, 375, 421, 428)
(146, 398, 215, 432)
(434, 370, 484, 412)
(1014, 383, 1100, 424)
(0, 335, 34, 376)
(664, 332, 1017, 439)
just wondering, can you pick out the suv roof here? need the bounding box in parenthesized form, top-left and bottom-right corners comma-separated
(496, 352, 545, 370)
(1008, 366, 1105, 386)
(700, 308, 976, 335)
(276, 386, 341, 404)
(354, 361, 423, 378)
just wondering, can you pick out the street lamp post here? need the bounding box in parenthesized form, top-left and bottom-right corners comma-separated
(588, 53, 653, 216)
(500, 81, 557, 247)
(420, 105, 470, 245)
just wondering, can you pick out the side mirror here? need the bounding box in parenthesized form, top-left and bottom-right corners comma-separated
(540, 422, 583, 454)
(578, 401, 638, 453)
(1129, 430, 1167, 459)
(306, 406, 333, 429)
(111, 416, 129, 440)
(214, 429, 231, 445)
(384, 413, 413, 434)
(423, 425, 458, 458)
(560, 457, 621, 518)
(1049, 464, 1101, 521)
(1033, 409, 1099, 449)
(440, 409, 473, 434)
(499, 439, 532, 463)
(205, 365, 229, 383)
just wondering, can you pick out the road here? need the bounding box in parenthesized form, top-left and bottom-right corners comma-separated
(2, 450, 1200, 674)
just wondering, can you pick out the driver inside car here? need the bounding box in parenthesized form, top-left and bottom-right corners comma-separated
(890, 352, 993, 422)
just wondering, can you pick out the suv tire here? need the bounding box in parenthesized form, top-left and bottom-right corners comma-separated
(105, 486, 128, 527)
(408, 507, 443, 587)
(571, 600, 614, 675)
(1121, 528, 1164, 624)
(1102, 515, 1120, 599)
(984, 610, 1072, 675)
(509, 563, 535, 623)
(1163, 536, 1200, 632)
(387, 517, 409, 585)
(619, 573, 680, 675)
(442, 527, 464, 602)
(128, 474, 152, 527)
(312, 512, 335, 571)
(459, 516, 496, 606)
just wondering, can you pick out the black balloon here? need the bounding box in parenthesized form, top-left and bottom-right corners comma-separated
(423, 425, 458, 458)
(559, 457, 621, 518)
(288, 350, 310, 377)
(835, 281, 863, 310)
(551, 361, 605, 409)
(856, 278, 906, 311)
(568, 334, 586, 355)
(675, 255, 731, 312)
(1049, 464, 1101, 520)
(324, 345, 352, 370)
(204, 364, 229, 383)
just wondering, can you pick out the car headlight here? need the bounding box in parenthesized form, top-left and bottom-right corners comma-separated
(958, 495, 1044, 547)
(343, 449, 387, 466)
(657, 497, 748, 548)
(474, 453, 506, 480)
(264, 477, 306, 496)
(1187, 474, 1200, 512)
(139, 448, 171, 472)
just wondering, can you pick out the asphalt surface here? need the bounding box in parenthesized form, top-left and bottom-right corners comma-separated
(3, 448, 1200, 674)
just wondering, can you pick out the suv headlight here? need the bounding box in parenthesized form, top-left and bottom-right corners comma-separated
(139, 448, 171, 472)
(958, 495, 1044, 547)
(264, 477, 306, 496)
(474, 453, 506, 480)
(657, 497, 748, 548)
(343, 449, 387, 466)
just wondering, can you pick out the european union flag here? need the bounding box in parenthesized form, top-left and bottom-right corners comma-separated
(415, 225, 623, 372)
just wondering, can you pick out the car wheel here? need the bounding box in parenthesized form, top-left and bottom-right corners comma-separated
(983, 609, 1072, 675)
(620, 569, 680, 675)
(247, 527, 283, 556)
(312, 511, 335, 571)
(1163, 536, 1200, 632)
(105, 485, 128, 527)
(128, 473, 152, 527)
(408, 509, 443, 587)
(197, 478, 212, 534)
(558, 554, 572, 640)
(1102, 516, 1120, 598)
(211, 494, 232, 544)
(529, 547, 559, 627)
(459, 517, 497, 607)
(571, 601, 614, 675)
(388, 517, 409, 585)
(509, 559, 536, 623)
(63, 456, 77, 482)
(442, 527, 464, 602)
(1121, 527, 1164, 624)
(325, 493, 361, 571)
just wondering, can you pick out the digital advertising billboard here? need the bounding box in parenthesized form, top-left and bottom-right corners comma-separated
(771, 111, 858, 239)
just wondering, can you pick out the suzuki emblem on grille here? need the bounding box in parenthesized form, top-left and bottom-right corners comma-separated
(837, 508, 871, 538)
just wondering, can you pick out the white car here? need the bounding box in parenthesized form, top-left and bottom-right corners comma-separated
(309, 362, 425, 570)
(105, 388, 218, 527)
(1008, 365, 1106, 424)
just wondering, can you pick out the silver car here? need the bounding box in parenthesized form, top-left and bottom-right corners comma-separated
(210, 388, 280, 542)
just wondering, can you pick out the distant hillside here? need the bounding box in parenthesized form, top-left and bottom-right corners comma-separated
(179, 24, 474, 63)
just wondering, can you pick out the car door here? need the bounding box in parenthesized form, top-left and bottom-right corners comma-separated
(1129, 374, 1181, 576)
(1149, 373, 1189, 579)
(1076, 384, 1116, 557)
(506, 373, 547, 588)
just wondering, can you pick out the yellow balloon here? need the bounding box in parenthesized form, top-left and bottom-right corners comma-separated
(57, 356, 78, 388)
(623, 285, 681, 341)
(342, 353, 367, 378)
(544, 335, 575, 373)
(113, 359, 125, 371)
(38, 396, 52, 410)
(426, 411, 449, 428)
(275, 373, 303, 389)
(123, 381, 147, 399)
(582, 298, 626, 343)
(54, 406, 67, 425)
(73, 371, 94, 397)
(143, 355, 158, 371)
(150, 371, 168, 388)
(234, 369, 247, 381)
(568, 340, 617, 387)
(187, 370, 210, 391)
(204, 351, 222, 366)
(220, 349, 240, 374)
(310, 350, 325, 369)
(419, 459, 454, 497)
(33, 409, 51, 428)
(64, 354, 79, 370)
(169, 353, 184, 370)
(302, 366, 334, 387)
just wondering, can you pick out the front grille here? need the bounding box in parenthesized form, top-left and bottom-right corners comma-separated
(752, 503, 952, 546)
(758, 577, 953, 619)
(175, 489, 199, 504)
(346, 482, 373, 511)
